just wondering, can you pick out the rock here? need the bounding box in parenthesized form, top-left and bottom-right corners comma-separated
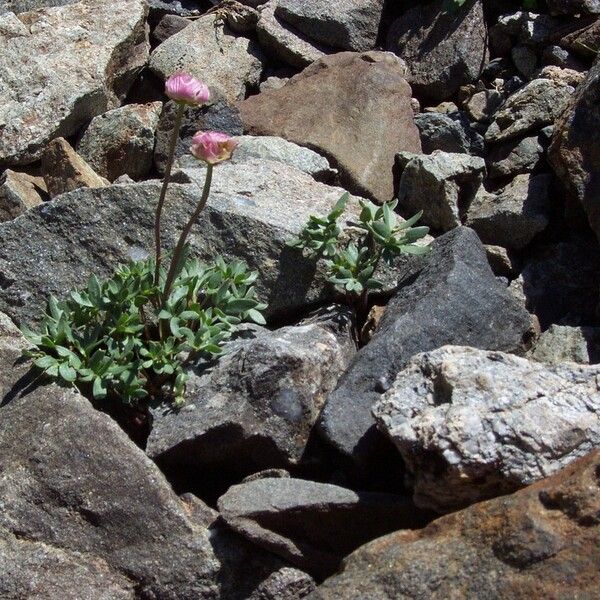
(549, 60, 600, 243)
(484, 244, 518, 277)
(0, 311, 31, 401)
(464, 89, 503, 122)
(528, 324, 600, 364)
(0, 169, 45, 222)
(152, 13, 190, 45)
(147, 309, 356, 479)
(317, 227, 533, 472)
(248, 567, 316, 600)
(0, 0, 149, 166)
(541, 45, 587, 71)
(308, 450, 600, 599)
(487, 134, 547, 179)
(0, 0, 78, 13)
(41, 138, 107, 198)
(154, 98, 244, 174)
(539, 64, 587, 87)
(238, 51, 420, 204)
(491, 11, 563, 47)
(423, 101, 459, 114)
(486, 78, 574, 144)
(146, 0, 200, 21)
(0, 160, 369, 326)
(512, 44, 538, 79)
(218, 477, 421, 576)
(560, 18, 600, 59)
(149, 13, 264, 102)
(259, 75, 289, 92)
(374, 345, 600, 512)
(275, 0, 384, 52)
(76, 102, 162, 182)
(397, 151, 486, 231)
(547, 0, 600, 14)
(466, 174, 552, 249)
(413, 113, 471, 154)
(386, 0, 488, 102)
(218, 1, 260, 34)
(256, 1, 328, 69)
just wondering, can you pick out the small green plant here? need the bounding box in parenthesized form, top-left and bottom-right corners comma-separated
(288, 193, 429, 340)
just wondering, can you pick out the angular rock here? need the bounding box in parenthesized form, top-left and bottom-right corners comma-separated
(486, 78, 574, 144)
(386, 0, 488, 102)
(0, 0, 79, 13)
(528, 324, 600, 364)
(484, 244, 518, 277)
(397, 150, 486, 231)
(151, 13, 190, 45)
(560, 18, 600, 59)
(317, 227, 533, 471)
(149, 13, 264, 102)
(465, 89, 503, 122)
(547, 0, 600, 14)
(218, 477, 421, 576)
(466, 173, 552, 249)
(374, 345, 600, 512)
(487, 134, 547, 179)
(413, 113, 471, 155)
(0, 311, 30, 401)
(0, 0, 149, 165)
(248, 567, 316, 600)
(512, 44, 538, 79)
(275, 0, 384, 52)
(238, 51, 421, 204)
(41, 138, 107, 198)
(309, 450, 600, 599)
(76, 102, 162, 182)
(147, 310, 356, 478)
(491, 11, 564, 47)
(0, 169, 45, 222)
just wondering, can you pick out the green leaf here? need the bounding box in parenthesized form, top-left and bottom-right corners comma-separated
(58, 362, 77, 382)
(246, 308, 266, 325)
(34, 355, 57, 370)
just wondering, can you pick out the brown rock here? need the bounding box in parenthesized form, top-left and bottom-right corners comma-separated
(309, 450, 600, 599)
(238, 51, 421, 203)
(41, 138, 107, 198)
(0, 169, 45, 222)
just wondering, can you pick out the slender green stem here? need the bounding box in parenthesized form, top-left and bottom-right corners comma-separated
(154, 102, 186, 290)
(162, 163, 214, 303)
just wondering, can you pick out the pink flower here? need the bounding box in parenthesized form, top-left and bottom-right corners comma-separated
(165, 73, 210, 106)
(190, 131, 238, 165)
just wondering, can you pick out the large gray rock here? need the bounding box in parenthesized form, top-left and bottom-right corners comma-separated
(317, 227, 532, 471)
(218, 477, 419, 576)
(0, 0, 77, 14)
(413, 113, 472, 155)
(528, 324, 600, 365)
(373, 345, 600, 513)
(149, 13, 264, 102)
(397, 151, 486, 231)
(275, 0, 384, 52)
(386, 0, 488, 102)
(147, 310, 356, 478)
(0, 311, 31, 401)
(0, 0, 149, 166)
(487, 133, 548, 179)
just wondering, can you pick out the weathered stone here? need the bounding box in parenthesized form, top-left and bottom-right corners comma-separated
(0, 0, 77, 14)
(539, 64, 587, 87)
(0, 311, 30, 401)
(147, 309, 356, 478)
(465, 89, 503, 122)
(466, 174, 552, 249)
(386, 0, 488, 102)
(397, 151, 486, 231)
(248, 567, 316, 600)
(149, 13, 264, 102)
(41, 138, 107, 198)
(547, 0, 600, 14)
(0, 169, 45, 222)
(238, 51, 421, 204)
(542, 44, 587, 71)
(560, 18, 600, 59)
(275, 0, 384, 52)
(486, 78, 574, 144)
(512, 44, 538, 79)
(491, 11, 563, 46)
(218, 477, 420, 576)
(259, 75, 289, 92)
(151, 13, 190, 45)
(413, 113, 471, 154)
(374, 345, 600, 512)
(308, 451, 600, 600)
(146, 0, 200, 21)
(317, 227, 532, 471)
(77, 102, 162, 182)
(0, 0, 149, 166)
(484, 244, 518, 277)
(528, 324, 600, 364)
(487, 134, 547, 179)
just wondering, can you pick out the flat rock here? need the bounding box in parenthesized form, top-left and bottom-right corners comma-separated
(528, 324, 600, 364)
(308, 450, 600, 599)
(0, 169, 45, 222)
(317, 227, 532, 472)
(238, 51, 421, 203)
(0, 0, 149, 166)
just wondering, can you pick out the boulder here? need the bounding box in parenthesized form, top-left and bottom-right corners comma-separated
(238, 51, 421, 204)
(152, 13, 190, 45)
(487, 133, 548, 179)
(308, 450, 600, 599)
(0, 0, 149, 166)
(0, 311, 31, 401)
(465, 89, 503, 123)
(528, 324, 600, 364)
(413, 113, 472, 155)
(0, 169, 45, 222)
(76, 102, 163, 182)
(0, 0, 79, 13)
(317, 227, 533, 472)
(386, 0, 488, 102)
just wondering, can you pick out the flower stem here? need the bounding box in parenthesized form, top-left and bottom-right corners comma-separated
(162, 163, 214, 303)
(154, 102, 186, 290)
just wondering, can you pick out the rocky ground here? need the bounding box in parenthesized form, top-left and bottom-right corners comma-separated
(1, 0, 600, 598)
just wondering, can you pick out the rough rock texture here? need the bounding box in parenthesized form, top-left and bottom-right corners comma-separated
(528, 324, 600, 365)
(317, 227, 532, 471)
(374, 345, 600, 512)
(0, 169, 45, 222)
(487, 133, 548, 179)
(41, 138, 107, 198)
(238, 51, 421, 204)
(77, 102, 162, 182)
(149, 13, 264, 102)
(0, 0, 149, 165)
(248, 567, 316, 600)
(466, 174, 552, 249)
(465, 89, 503, 122)
(147, 311, 356, 478)
(275, 0, 384, 52)
(218, 477, 420, 576)
(397, 151, 486, 231)
(549, 60, 600, 243)
(547, 0, 600, 14)
(484, 244, 517, 277)
(152, 13, 190, 44)
(386, 0, 488, 102)
(486, 78, 574, 144)
(309, 450, 600, 600)
(0, 0, 79, 13)
(413, 113, 471, 154)
(0, 311, 31, 401)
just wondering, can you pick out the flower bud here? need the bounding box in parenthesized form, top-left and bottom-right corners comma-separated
(165, 73, 210, 106)
(190, 131, 238, 165)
